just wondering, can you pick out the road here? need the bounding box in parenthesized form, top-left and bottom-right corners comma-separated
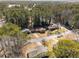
(22, 27, 73, 57)
(26, 29, 72, 44)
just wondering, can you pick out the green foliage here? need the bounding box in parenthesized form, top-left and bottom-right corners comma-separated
(0, 23, 29, 43)
(46, 51, 56, 58)
(0, 23, 21, 36)
(43, 40, 56, 58)
(4, 8, 29, 28)
(1, 3, 79, 29)
(54, 39, 79, 58)
(49, 27, 66, 35)
(34, 52, 47, 58)
(72, 14, 79, 28)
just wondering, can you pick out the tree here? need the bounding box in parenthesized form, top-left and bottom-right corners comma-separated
(43, 40, 56, 58)
(72, 14, 79, 29)
(4, 8, 29, 29)
(54, 39, 79, 58)
(0, 23, 21, 36)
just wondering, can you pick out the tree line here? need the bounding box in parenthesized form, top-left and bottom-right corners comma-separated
(0, 3, 79, 29)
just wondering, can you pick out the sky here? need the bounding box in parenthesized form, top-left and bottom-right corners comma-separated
(0, 0, 79, 2)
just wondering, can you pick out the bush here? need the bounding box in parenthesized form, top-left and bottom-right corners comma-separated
(54, 39, 79, 58)
(49, 28, 66, 35)
(0, 23, 21, 36)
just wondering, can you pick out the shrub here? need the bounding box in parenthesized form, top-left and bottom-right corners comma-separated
(54, 39, 79, 58)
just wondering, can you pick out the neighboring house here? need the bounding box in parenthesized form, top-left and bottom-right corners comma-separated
(21, 42, 47, 58)
(8, 4, 20, 8)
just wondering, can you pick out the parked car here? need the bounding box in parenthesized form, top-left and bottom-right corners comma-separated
(21, 28, 31, 34)
(47, 24, 59, 31)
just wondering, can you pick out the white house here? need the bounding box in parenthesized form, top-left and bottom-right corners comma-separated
(8, 4, 20, 8)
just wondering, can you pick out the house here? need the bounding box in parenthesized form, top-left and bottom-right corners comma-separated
(21, 42, 47, 58)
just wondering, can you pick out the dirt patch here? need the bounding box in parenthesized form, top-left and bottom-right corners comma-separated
(29, 31, 48, 39)
(63, 32, 77, 40)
